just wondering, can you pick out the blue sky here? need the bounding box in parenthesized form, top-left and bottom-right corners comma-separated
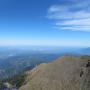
(0, 0, 90, 47)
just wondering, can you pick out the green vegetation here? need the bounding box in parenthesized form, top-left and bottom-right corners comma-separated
(2, 73, 26, 89)
(9, 73, 26, 88)
(0, 81, 4, 89)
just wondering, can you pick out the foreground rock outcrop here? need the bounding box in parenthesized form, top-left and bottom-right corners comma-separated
(19, 56, 90, 90)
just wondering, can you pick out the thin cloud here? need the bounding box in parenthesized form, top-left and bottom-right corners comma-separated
(47, 0, 90, 32)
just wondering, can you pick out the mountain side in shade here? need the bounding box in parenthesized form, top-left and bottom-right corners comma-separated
(19, 56, 90, 90)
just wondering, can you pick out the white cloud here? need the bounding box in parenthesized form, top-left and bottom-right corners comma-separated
(56, 19, 90, 26)
(47, 1, 90, 32)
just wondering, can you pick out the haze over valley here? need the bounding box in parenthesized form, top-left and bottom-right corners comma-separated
(0, 46, 90, 79)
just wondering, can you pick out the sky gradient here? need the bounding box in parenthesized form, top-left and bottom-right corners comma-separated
(0, 0, 90, 47)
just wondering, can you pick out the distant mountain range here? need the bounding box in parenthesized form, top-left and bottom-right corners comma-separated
(81, 47, 90, 54)
(75, 47, 90, 55)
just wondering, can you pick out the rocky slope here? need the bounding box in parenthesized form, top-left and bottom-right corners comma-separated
(19, 56, 90, 90)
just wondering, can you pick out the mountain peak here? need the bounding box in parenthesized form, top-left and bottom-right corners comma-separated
(19, 56, 90, 90)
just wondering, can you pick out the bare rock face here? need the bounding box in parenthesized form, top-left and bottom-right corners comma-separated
(19, 56, 90, 90)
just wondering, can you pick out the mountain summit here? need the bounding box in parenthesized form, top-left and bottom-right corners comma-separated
(19, 56, 90, 90)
